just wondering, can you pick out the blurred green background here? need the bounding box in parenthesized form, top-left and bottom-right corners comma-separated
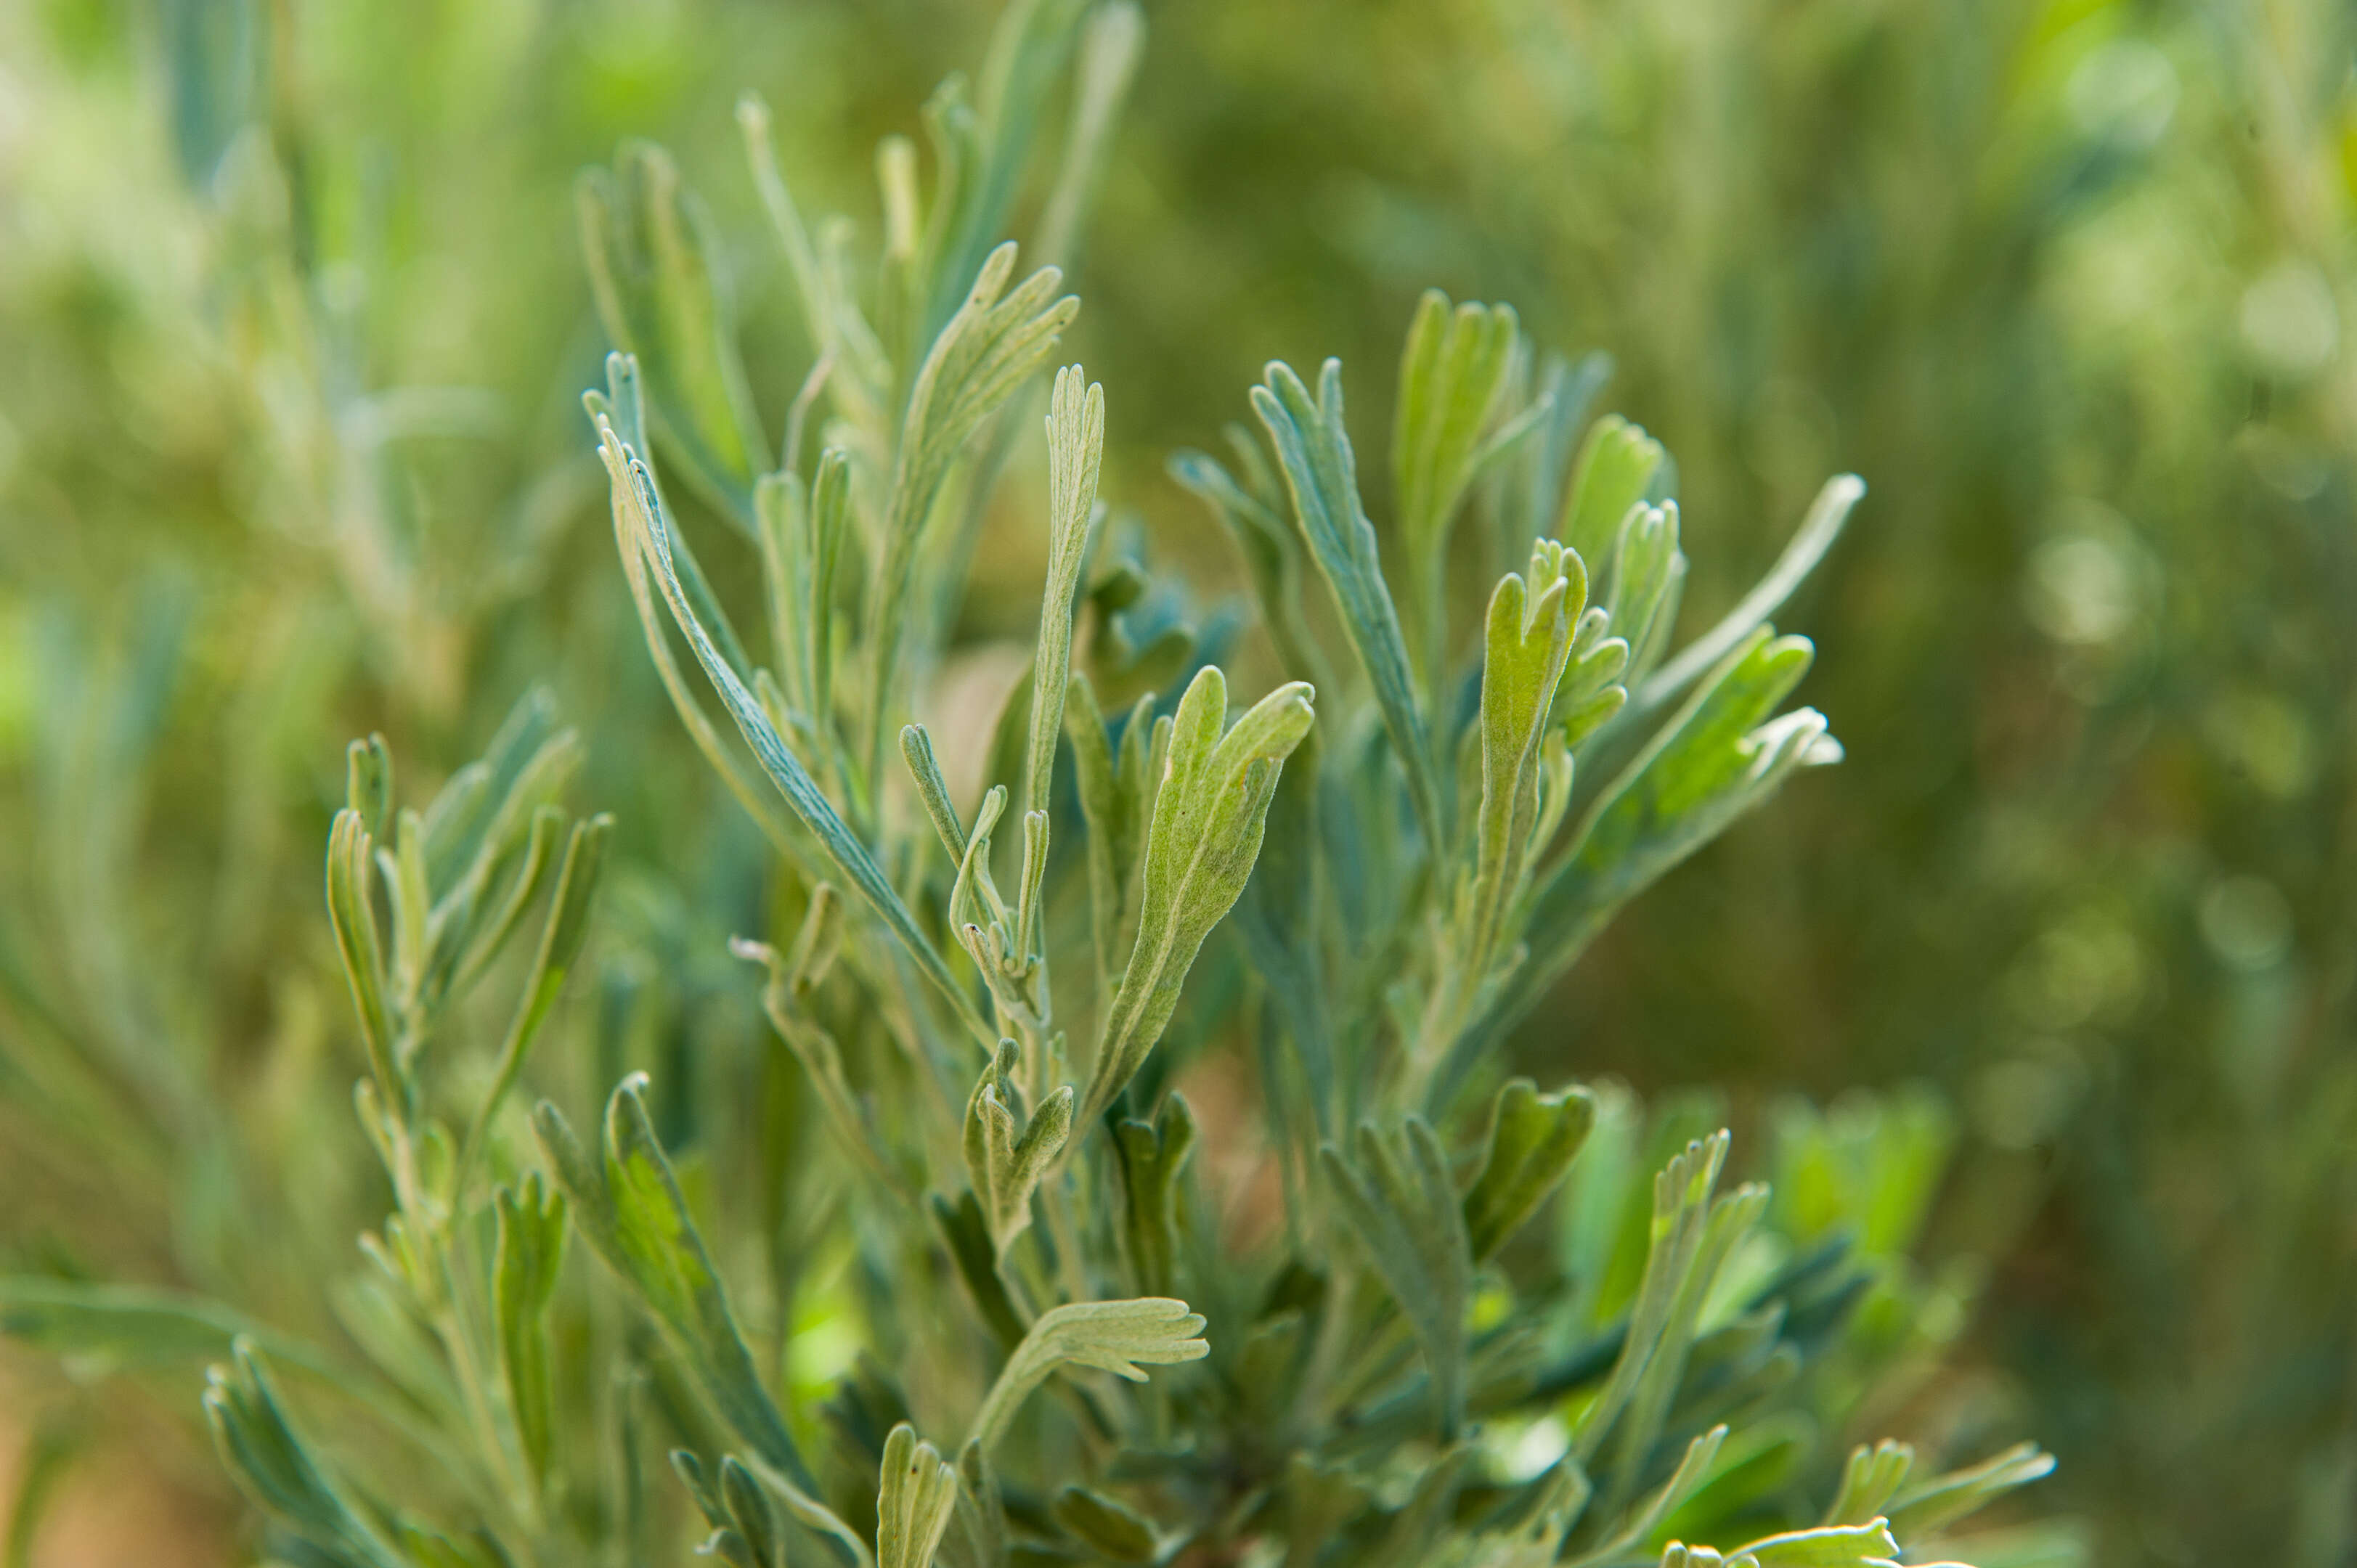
(1, 0, 2352, 1564)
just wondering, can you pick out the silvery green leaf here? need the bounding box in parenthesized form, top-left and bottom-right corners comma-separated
(589, 360, 814, 870)
(1886, 1442, 2057, 1541)
(587, 354, 762, 695)
(903, 724, 971, 865)
(1579, 630, 1832, 887)
(461, 813, 612, 1184)
(492, 1173, 567, 1490)
(1562, 1424, 1727, 1568)
(1559, 415, 1664, 568)
(1082, 666, 1314, 1127)
(866, 242, 1077, 791)
(1731, 1519, 1900, 1567)
(325, 809, 401, 1107)
(1320, 1116, 1473, 1437)
(962, 1041, 1075, 1251)
(1112, 1093, 1196, 1299)
(1555, 612, 1629, 751)
(345, 734, 393, 844)
(1604, 1176, 1770, 1508)
(1463, 1079, 1597, 1264)
(1659, 1548, 1725, 1568)
(1251, 358, 1442, 849)
(532, 1075, 813, 1491)
(597, 406, 993, 1049)
(1603, 502, 1687, 682)
(879, 1424, 958, 1568)
(1087, 678, 1166, 958)
(675, 1451, 792, 1568)
(1062, 672, 1125, 1003)
(1393, 290, 1522, 689)
(1052, 1485, 1157, 1564)
(421, 689, 579, 899)
(1632, 475, 1863, 723)
(1572, 1131, 1730, 1466)
(1014, 803, 1052, 963)
(1457, 540, 1581, 982)
(672, 1452, 749, 1568)
(1823, 1440, 1916, 1527)
(1024, 365, 1105, 826)
(577, 143, 765, 528)
(966, 1297, 1209, 1450)
(447, 806, 563, 1000)
(202, 1340, 410, 1568)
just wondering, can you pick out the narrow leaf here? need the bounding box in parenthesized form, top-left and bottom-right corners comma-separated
(1251, 358, 1441, 850)
(878, 1424, 958, 1568)
(1082, 667, 1314, 1127)
(966, 1298, 1208, 1451)
(1463, 1079, 1597, 1263)
(1321, 1117, 1473, 1437)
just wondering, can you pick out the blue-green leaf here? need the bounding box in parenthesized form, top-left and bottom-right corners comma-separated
(1251, 358, 1441, 851)
(595, 401, 992, 1050)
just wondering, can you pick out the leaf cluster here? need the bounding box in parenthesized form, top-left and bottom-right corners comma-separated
(0, 8, 2058, 1568)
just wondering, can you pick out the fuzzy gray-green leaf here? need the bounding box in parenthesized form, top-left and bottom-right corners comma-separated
(1732, 1519, 1900, 1568)
(597, 408, 992, 1049)
(1458, 541, 1581, 979)
(963, 1041, 1075, 1251)
(967, 1297, 1209, 1452)
(1113, 1093, 1196, 1299)
(1252, 358, 1441, 851)
(1024, 365, 1104, 825)
(532, 1076, 813, 1492)
(1393, 290, 1521, 690)
(879, 1424, 958, 1568)
(492, 1173, 567, 1488)
(867, 242, 1078, 792)
(1463, 1079, 1597, 1263)
(1082, 666, 1313, 1127)
(1633, 474, 1861, 722)
(1321, 1116, 1473, 1438)
(1559, 414, 1663, 568)
(578, 143, 765, 528)
(1885, 1441, 2057, 1541)
(202, 1341, 411, 1568)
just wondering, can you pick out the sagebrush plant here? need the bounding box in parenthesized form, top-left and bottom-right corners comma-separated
(0, 4, 2064, 1566)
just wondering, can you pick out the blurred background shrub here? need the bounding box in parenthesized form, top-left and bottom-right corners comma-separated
(0, 0, 2350, 1564)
